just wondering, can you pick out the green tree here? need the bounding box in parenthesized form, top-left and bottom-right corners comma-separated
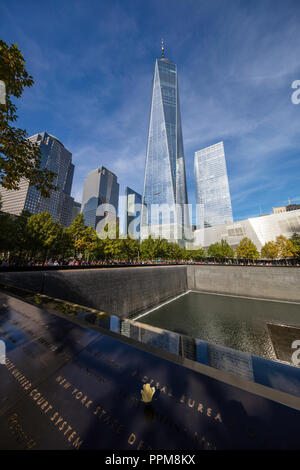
(67, 213, 96, 257)
(207, 239, 235, 259)
(0, 211, 14, 252)
(10, 210, 32, 263)
(153, 238, 169, 259)
(140, 236, 156, 260)
(166, 242, 184, 260)
(119, 236, 139, 261)
(0, 40, 55, 196)
(91, 237, 105, 261)
(261, 241, 279, 259)
(184, 247, 206, 260)
(50, 226, 73, 260)
(290, 233, 300, 258)
(236, 237, 259, 259)
(139, 237, 187, 261)
(275, 235, 297, 259)
(26, 212, 62, 261)
(105, 239, 123, 260)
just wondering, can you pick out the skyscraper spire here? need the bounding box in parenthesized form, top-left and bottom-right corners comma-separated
(142, 47, 189, 236)
(161, 39, 165, 59)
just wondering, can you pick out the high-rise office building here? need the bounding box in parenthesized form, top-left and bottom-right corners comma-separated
(194, 141, 233, 228)
(141, 43, 189, 234)
(71, 201, 81, 222)
(0, 132, 74, 227)
(81, 166, 119, 229)
(273, 204, 300, 214)
(123, 187, 142, 239)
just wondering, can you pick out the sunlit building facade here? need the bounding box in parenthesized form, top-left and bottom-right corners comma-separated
(0, 132, 74, 227)
(193, 209, 300, 251)
(81, 166, 119, 229)
(141, 45, 189, 237)
(194, 141, 233, 228)
(71, 201, 81, 222)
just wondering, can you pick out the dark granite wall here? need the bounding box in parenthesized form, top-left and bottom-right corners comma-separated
(0, 266, 188, 318)
(1, 265, 300, 318)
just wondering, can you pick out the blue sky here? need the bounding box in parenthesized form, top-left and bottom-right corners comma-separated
(2, 0, 300, 221)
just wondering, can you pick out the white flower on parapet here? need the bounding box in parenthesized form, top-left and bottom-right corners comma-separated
(141, 383, 155, 403)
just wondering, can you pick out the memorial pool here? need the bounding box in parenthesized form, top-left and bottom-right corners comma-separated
(137, 291, 300, 360)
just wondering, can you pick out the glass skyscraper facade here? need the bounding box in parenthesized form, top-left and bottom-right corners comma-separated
(194, 141, 233, 228)
(71, 201, 81, 223)
(81, 166, 119, 229)
(142, 50, 188, 229)
(123, 187, 142, 239)
(0, 132, 74, 227)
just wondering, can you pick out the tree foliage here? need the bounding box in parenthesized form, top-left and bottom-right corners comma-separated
(183, 246, 206, 260)
(261, 240, 279, 259)
(67, 213, 98, 257)
(119, 236, 139, 261)
(0, 210, 14, 251)
(258, 235, 299, 260)
(0, 40, 56, 196)
(207, 239, 235, 259)
(140, 236, 156, 260)
(1, 208, 299, 265)
(275, 235, 297, 259)
(290, 233, 300, 258)
(0, 212, 208, 264)
(236, 237, 259, 259)
(10, 207, 300, 265)
(26, 212, 63, 260)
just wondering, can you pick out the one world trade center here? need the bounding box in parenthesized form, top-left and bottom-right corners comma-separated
(141, 42, 190, 241)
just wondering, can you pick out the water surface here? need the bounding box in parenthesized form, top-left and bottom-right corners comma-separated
(138, 291, 300, 360)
